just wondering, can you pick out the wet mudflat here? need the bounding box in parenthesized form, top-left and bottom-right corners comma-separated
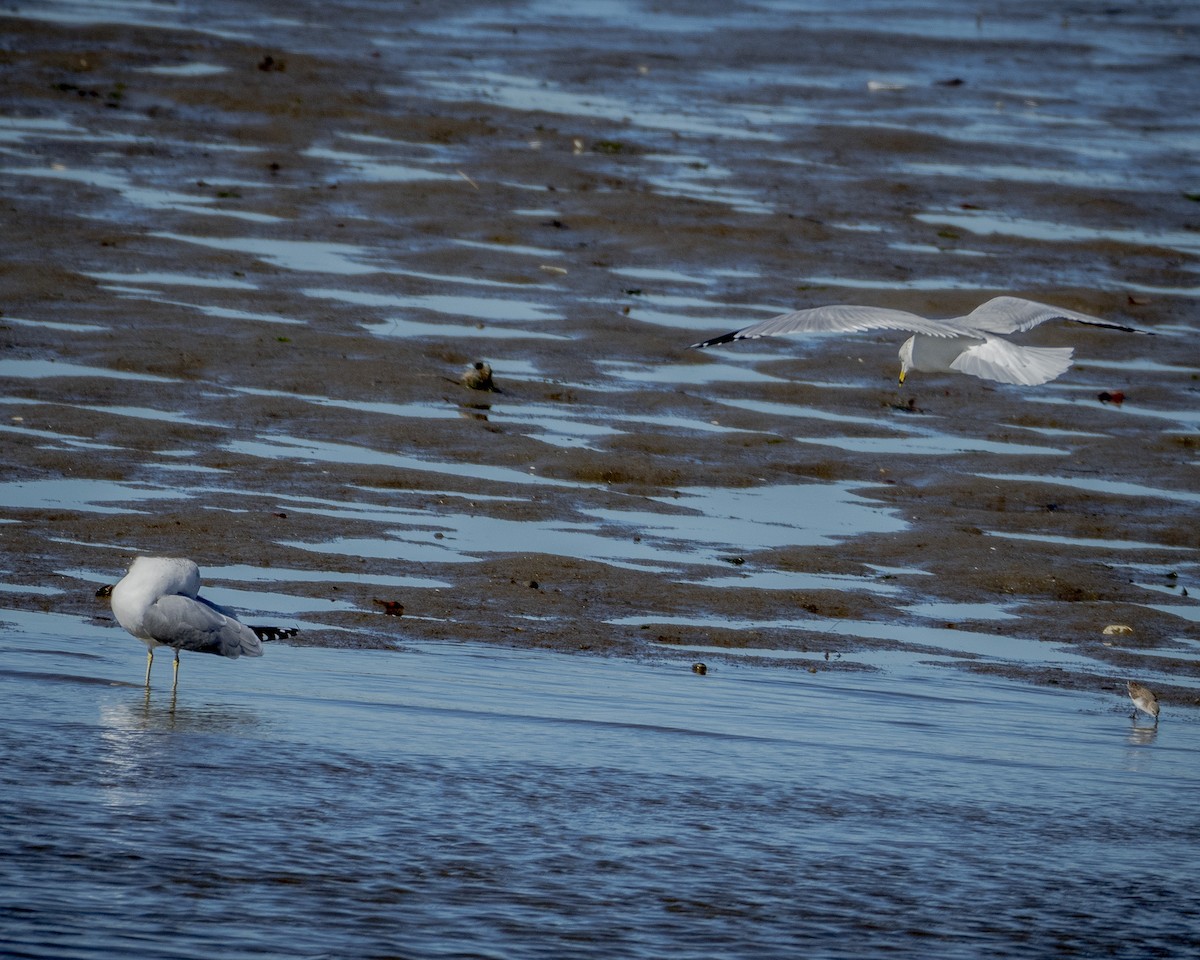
(1, 0, 1199, 956)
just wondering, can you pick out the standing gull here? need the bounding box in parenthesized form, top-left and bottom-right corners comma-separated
(108, 556, 297, 689)
(691, 296, 1145, 386)
(1127, 681, 1160, 723)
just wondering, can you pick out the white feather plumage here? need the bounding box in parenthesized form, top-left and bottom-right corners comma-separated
(109, 556, 265, 688)
(692, 296, 1142, 386)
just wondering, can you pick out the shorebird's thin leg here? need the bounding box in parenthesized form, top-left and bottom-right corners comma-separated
(172, 650, 181, 691)
(145, 649, 154, 686)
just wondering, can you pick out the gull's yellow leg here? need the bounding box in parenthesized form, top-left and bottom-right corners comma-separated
(145, 649, 154, 686)
(172, 650, 181, 691)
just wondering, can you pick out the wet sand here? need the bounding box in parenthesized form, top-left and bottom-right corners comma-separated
(2, 3, 1198, 703)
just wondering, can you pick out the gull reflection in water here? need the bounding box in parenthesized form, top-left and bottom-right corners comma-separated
(97, 692, 263, 805)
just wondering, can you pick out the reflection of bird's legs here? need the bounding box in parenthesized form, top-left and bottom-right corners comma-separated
(145, 649, 154, 686)
(172, 650, 181, 691)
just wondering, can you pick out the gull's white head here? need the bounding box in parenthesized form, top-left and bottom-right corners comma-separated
(897, 336, 915, 385)
(110, 556, 202, 640)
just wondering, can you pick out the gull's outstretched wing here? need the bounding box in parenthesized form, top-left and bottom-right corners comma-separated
(950, 337, 1074, 385)
(691, 304, 963, 349)
(962, 296, 1141, 335)
(141, 594, 264, 658)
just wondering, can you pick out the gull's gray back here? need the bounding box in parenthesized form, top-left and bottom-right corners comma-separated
(141, 594, 263, 658)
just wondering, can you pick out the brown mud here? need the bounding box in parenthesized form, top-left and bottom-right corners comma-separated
(1, 5, 1197, 705)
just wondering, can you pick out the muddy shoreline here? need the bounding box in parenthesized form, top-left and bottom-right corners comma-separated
(2, 4, 1197, 704)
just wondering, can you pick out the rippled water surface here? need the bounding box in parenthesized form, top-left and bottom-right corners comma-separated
(4, 613, 1200, 960)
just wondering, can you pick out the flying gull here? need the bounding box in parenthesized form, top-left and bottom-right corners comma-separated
(691, 296, 1145, 386)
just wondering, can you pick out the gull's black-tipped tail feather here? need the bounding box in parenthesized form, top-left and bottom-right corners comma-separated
(251, 625, 299, 642)
(690, 330, 744, 349)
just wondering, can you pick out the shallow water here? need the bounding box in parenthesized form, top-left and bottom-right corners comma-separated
(3, 614, 1199, 960)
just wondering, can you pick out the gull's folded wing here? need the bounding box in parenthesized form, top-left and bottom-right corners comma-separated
(142, 595, 264, 658)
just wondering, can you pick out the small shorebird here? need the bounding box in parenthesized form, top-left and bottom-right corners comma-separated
(691, 296, 1145, 386)
(449, 360, 501, 392)
(107, 556, 297, 689)
(1126, 681, 1160, 723)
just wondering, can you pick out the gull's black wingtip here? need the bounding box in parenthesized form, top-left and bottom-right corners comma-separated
(690, 330, 741, 349)
(1065, 315, 1153, 335)
(252, 625, 299, 642)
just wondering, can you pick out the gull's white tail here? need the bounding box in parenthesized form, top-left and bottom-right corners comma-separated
(950, 340, 1073, 386)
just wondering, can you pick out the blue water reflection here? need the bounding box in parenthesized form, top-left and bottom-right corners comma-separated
(2, 617, 1198, 959)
